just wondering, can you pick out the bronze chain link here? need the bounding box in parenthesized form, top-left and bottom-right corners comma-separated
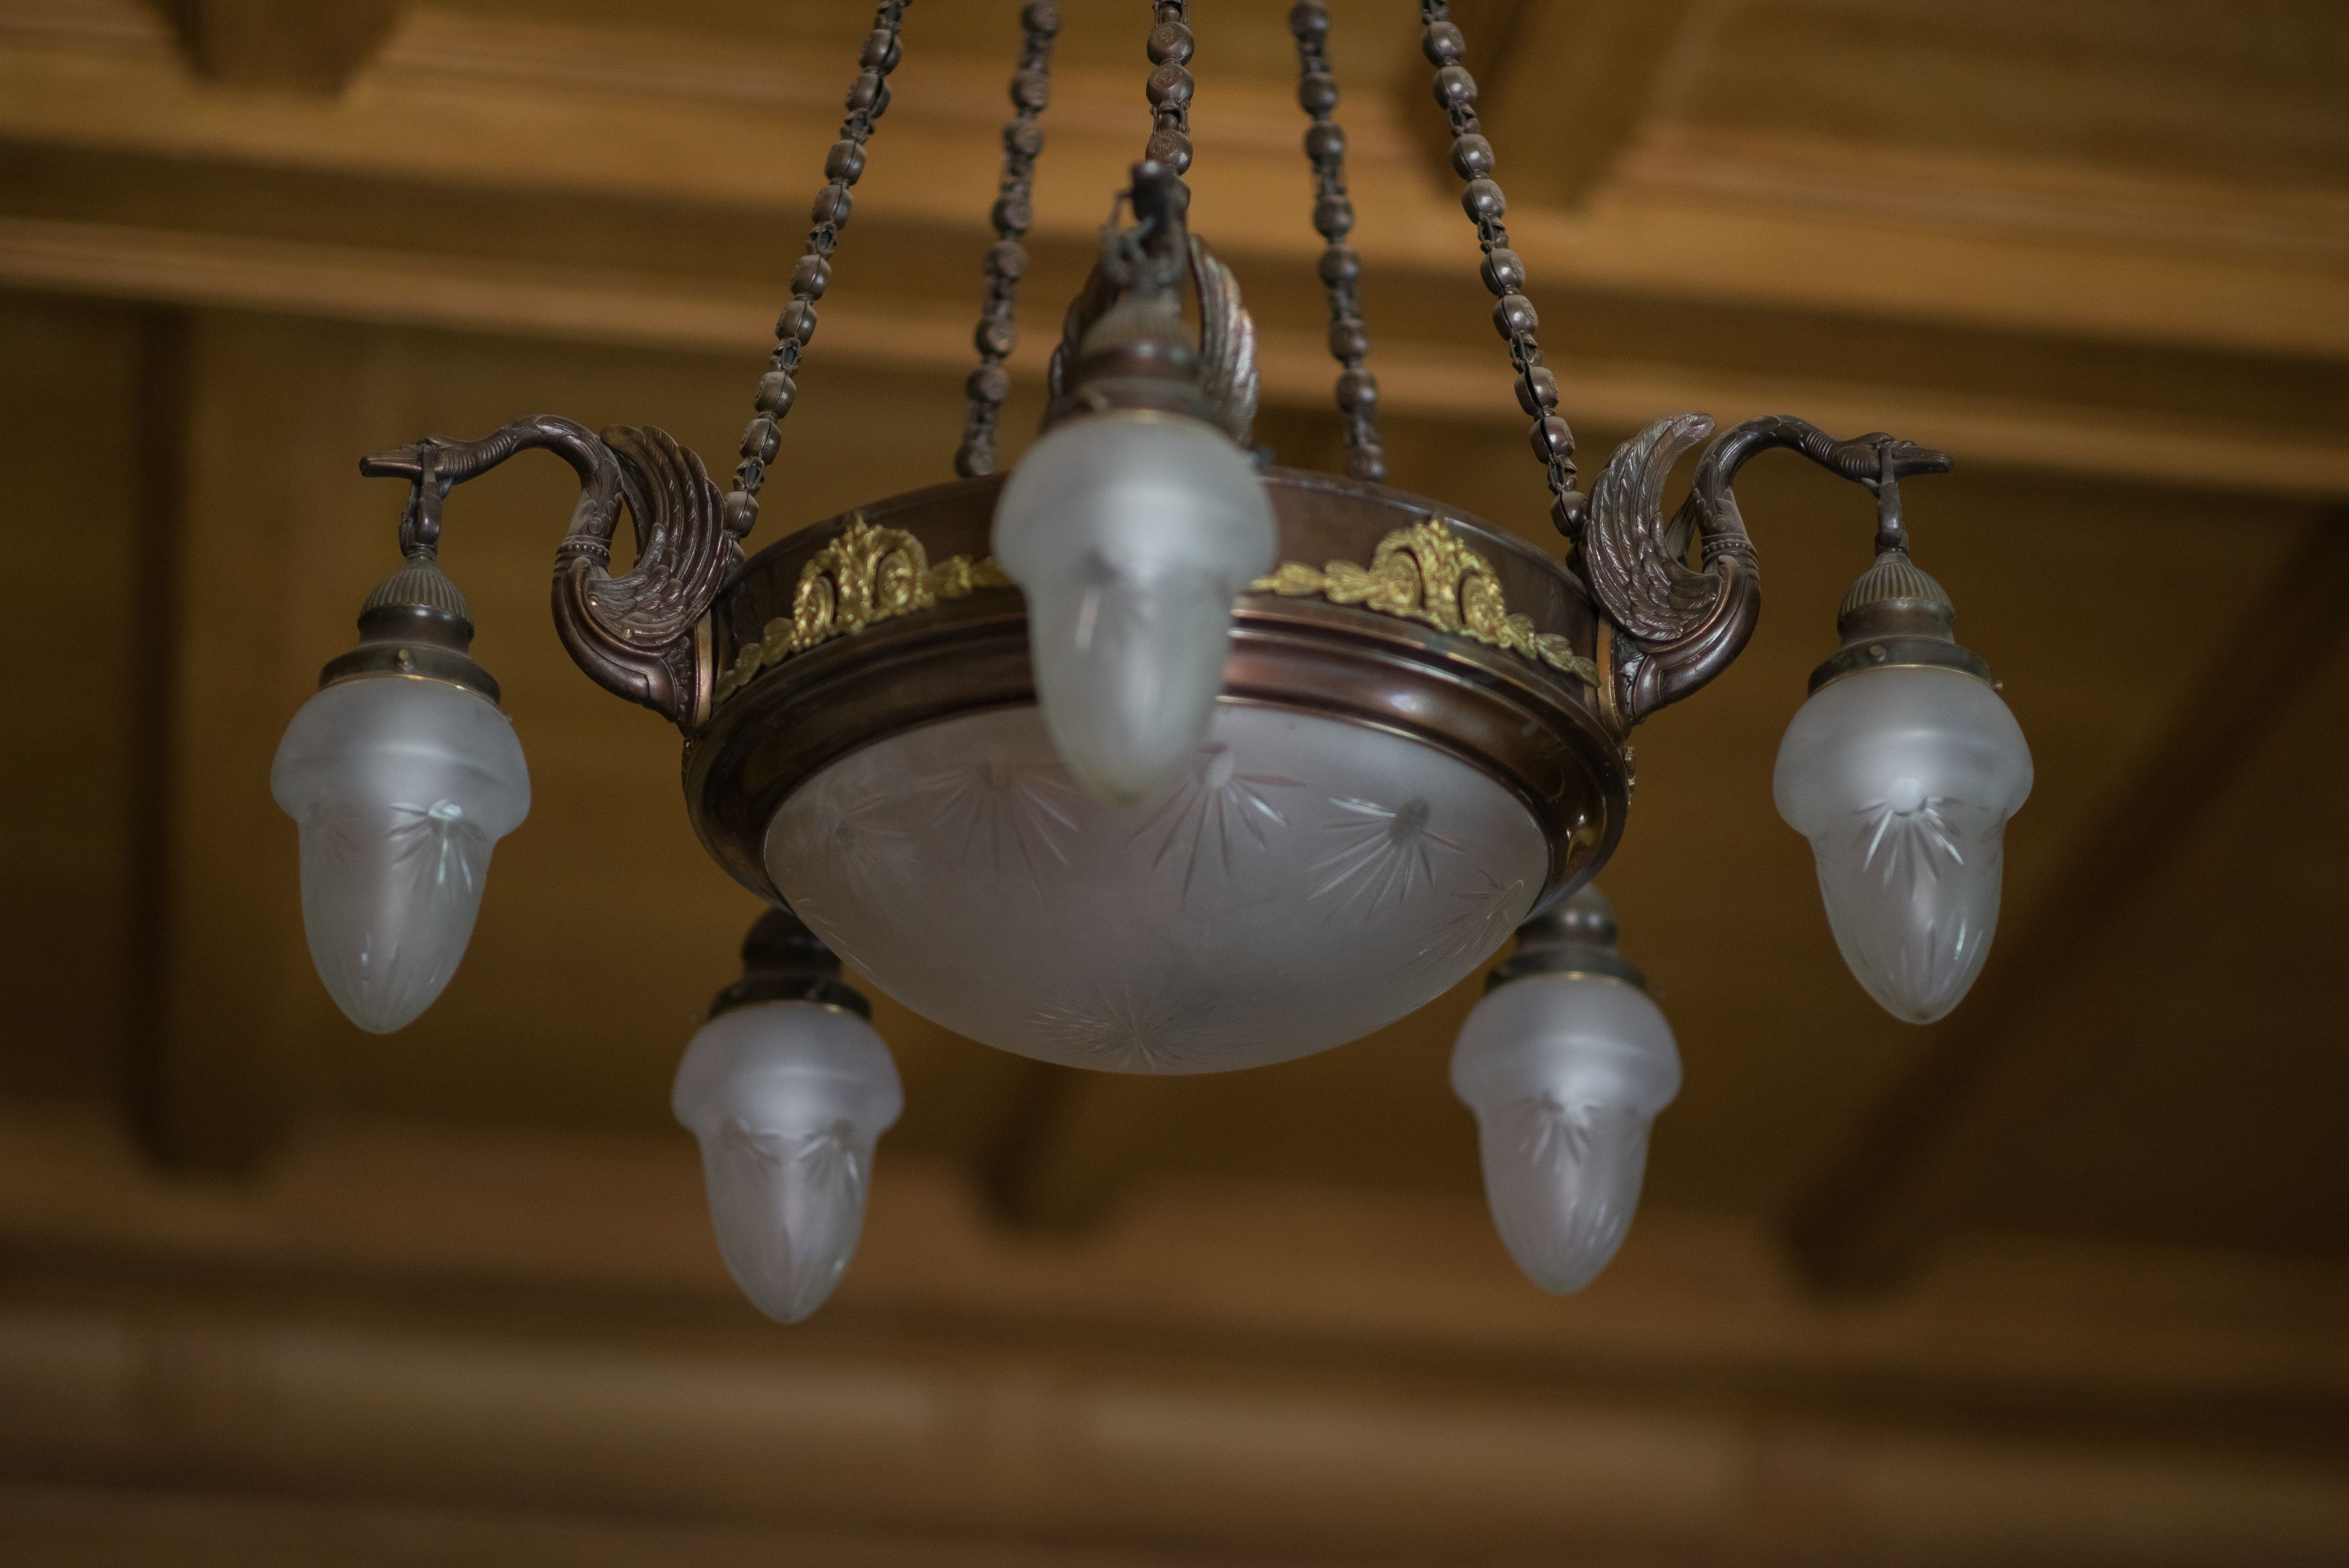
(1414, 0, 1583, 534)
(1143, 1, 1196, 183)
(1288, 1, 1384, 482)
(721, 0, 912, 544)
(955, 3, 1062, 478)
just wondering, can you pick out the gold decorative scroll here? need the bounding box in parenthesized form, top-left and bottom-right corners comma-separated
(1249, 518, 1599, 684)
(712, 516, 1011, 706)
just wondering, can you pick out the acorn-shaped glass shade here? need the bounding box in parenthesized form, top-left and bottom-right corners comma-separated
(671, 1001, 903, 1324)
(271, 675, 530, 1034)
(1774, 665, 2033, 1024)
(993, 409, 1277, 806)
(1451, 973, 1681, 1294)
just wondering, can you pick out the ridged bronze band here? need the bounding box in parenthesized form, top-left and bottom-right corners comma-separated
(320, 647, 501, 705)
(1809, 635, 1994, 694)
(683, 469, 1627, 909)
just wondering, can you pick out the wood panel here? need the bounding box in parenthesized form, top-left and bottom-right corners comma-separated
(1, 1108, 2345, 1565)
(0, 3, 2344, 365)
(0, 1489, 1289, 1568)
(1792, 508, 2349, 1285)
(1676, 0, 2349, 189)
(160, 0, 398, 92)
(1955, 610, 2349, 1254)
(0, 2, 2345, 1557)
(0, 294, 150, 1100)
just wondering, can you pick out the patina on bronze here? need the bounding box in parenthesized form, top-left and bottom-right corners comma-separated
(313, 0, 1982, 983)
(682, 467, 1624, 914)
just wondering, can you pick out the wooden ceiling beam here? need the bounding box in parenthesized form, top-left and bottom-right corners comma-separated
(1418, 0, 1712, 208)
(130, 311, 341, 1173)
(4, 1106, 2348, 1563)
(980, 1064, 1144, 1231)
(159, 0, 398, 94)
(1785, 505, 2349, 1291)
(8, 1104, 2349, 1432)
(0, 19, 2342, 363)
(2, 213, 2344, 497)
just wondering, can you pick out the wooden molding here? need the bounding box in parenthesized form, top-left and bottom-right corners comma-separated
(0, 11, 2343, 362)
(1, 1105, 2345, 1561)
(1, 214, 2343, 496)
(1617, 125, 2349, 269)
(160, 0, 398, 93)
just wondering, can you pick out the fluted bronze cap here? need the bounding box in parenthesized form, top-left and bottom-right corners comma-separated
(1811, 549, 1992, 694)
(1837, 550, 1953, 631)
(708, 905, 871, 1020)
(319, 553, 500, 703)
(361, 553, 474, 629)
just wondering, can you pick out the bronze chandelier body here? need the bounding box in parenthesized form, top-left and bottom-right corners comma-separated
(283, 0, 2026, 1319)
(345, 0, 1962, 917)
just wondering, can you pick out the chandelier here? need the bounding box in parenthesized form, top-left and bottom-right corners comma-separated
(269, 1, 2032, 1323)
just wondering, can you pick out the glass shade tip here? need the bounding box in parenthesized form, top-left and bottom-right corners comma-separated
(1773, 664, 2032, 1025)
(271, 674, 530, 1034)
(1452, 969, 1680, 1295)
(673, 1000, 903, 1324)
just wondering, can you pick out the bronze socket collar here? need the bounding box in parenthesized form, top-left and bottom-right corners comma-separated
(708, 907, 871, 1020)
(1042, 292, 1221, 430)
(1486, 886, 1649, 993)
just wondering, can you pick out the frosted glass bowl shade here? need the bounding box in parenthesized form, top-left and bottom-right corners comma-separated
(993, 410, 1277, 806)
(1774, 665, 2033, 1024)
(1452, 973, 1681, 1293)
(271, 674, 530, 1034)
(766, 703, 1548, 1072)
(673, 999, 901, 1323)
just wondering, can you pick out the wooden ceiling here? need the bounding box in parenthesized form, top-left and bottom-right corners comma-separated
(1, 1, 2344, 1563)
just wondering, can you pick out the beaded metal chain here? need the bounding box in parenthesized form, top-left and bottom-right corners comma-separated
(1287, 1, 1384, 482)
(722, 0, 911, 542)
(1414, 0, 1583, 534)
(1143, 1, 1195, 181)
(955, 2, 1060, 478)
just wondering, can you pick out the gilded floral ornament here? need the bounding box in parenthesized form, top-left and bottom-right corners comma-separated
(713, 517, 1012, 707)
(1248, 518, 1599, 684)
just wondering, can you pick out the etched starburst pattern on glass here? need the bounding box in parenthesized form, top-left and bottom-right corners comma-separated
(776, 777, 917, 886)
(1451, 967, 1679, 1293)
(915, 744, 1082, 892)
(763, 774, 923, 961)
(702, 1116, 869, 1321)
(272, 673, 530, 1035)
(1417, 872, 1534, 969)
(300, 797, 491, 1031)
(1307, 795, 1462, 919)
(1822, 778, 2006, 1023)
(671, 999, 900, 1323)
(387, 798, 490, 893)
(764, 704, 1551, 1071)
(1774, 663, 2032, 1024)
(1853, 778, 1965, 892)
(1026, 975, 1239, 1073)
(1130, 741, 1298, 910)
(1480, 1096, 1651, 1291)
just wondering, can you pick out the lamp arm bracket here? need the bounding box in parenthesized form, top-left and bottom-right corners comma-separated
(359, 414, 735, 730)
(1581, 412, 1951, 729)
